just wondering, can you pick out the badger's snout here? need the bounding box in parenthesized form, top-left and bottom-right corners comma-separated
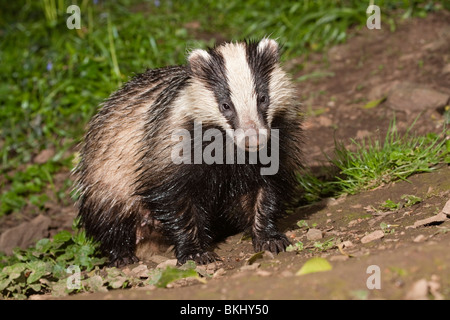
(235, 121, 269, 152)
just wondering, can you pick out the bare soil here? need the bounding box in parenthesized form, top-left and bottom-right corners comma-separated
(3, 11, 450, 300)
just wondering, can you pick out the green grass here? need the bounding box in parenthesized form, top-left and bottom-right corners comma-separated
(298, 120, 450, 202)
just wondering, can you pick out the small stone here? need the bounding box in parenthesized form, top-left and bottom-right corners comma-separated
(443, 64, 450, 75)
(342, 240, 354, 248)
(404, 279, 429, 300)
(413, 234, 426, 243)
(442, 199, 450, 216)
(149, 255, 170, 264)
(212, 268, 226, 279)
(240, 263, 260, 271)
(306, 228, 323, 241)
(256, 270, 272, 277)
(34, 148, 55, 164)
(156, 259, 177, 269)
(413, 212, 448, 228)
(131, 264, 149, 278)
(361, 230, 384, 244)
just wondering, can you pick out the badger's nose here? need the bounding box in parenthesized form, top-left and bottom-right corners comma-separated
(245, 133, 259, 150)
(241, 120, 259, 150)
(242, 120, 257, 131)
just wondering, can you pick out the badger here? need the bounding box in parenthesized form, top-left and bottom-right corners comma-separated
(74, 38, 303, 266)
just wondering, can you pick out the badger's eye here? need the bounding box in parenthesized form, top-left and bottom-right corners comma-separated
(219, 102, 234, 117)
(259, 95, 267, 104)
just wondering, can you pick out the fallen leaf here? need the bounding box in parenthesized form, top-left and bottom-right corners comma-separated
(246, 251, 264, 265)
(296, 257, 332, 276)
(362, 96, 387, 109)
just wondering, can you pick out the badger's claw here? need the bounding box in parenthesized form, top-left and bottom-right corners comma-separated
(177, 251, 221, 266)
(252, 233, 291, 254)
(108, 254, 139, 268)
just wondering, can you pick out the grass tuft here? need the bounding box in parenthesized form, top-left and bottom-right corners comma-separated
(298, 120, 449, 201)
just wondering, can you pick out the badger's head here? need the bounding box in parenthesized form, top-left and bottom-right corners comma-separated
(183, 38, 294, 152)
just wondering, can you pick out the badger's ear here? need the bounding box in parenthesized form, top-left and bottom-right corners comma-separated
(257, 38, 280, 60)
(188, 49, 210, 76)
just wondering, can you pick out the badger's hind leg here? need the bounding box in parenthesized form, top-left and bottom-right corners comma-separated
(78, 199, 139, 267)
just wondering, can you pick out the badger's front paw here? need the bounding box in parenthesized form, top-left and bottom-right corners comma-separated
(177, 251, 221, 265)
(252, 232, 291, 254)
(108, 254, 139, 268)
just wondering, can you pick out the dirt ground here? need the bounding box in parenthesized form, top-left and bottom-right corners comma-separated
(3, 11, 450, 300)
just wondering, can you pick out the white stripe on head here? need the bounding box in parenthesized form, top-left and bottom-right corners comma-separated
(218, 42, 263, 130)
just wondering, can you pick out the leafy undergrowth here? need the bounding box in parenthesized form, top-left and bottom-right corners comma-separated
(0, 156, 73, 216)
(0, 222, 204, 299)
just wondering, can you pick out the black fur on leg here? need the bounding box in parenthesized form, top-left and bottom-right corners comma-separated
(77, 198, 139, 267)
(250, 185, 292, 254)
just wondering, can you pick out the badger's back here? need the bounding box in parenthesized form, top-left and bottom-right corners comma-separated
(74, 66, 190, 262)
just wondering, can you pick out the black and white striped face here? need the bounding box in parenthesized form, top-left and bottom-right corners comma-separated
(186, 38, 289, 151)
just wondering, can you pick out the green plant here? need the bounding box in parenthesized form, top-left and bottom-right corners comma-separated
(313, 237, 336, 251)
(380, 222, 398, 234)
(380, 199, 402, 211)
(286, 241, 304, 252)
(0, 157, 72, 216)
(0, 224, 106, 299)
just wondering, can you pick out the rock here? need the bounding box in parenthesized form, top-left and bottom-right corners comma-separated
(342, 240, 354, 248)
(256, 270, 272, 277)
(33, 148, 55, 164)
(361, 230, 384, 244)
(306, 228, 323, 241)
(131, 264, 149, 278)
(368, 82, 450, 113)
(413, 212, 448, 228)
(156, 259, 177, 269)
(0, 215, 51, 254)
(212, 268, 226, 279)
(413, 234, 426, 243)
(442, 199, 450, 216)
(239, 263, 260, 272)
(388, 85, 449, 112)
(404, 279, 429, 300)
(404, 277, 444, 300)
(443, 64, 450, 75)
(149, 254, 170, 264)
